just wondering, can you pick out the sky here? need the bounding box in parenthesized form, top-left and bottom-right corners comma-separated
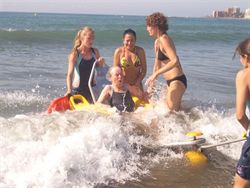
(1, 0, 250, 17)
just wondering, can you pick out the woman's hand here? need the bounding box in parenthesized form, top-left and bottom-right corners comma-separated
(145, 73, 157, 87)
(65, 90, 71, 96)
(97, 57, 105, 66)
(142, 91, 151, 101)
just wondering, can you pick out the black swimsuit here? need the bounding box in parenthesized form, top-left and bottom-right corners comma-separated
(72, 48, 96, 103)
(158, 48, 170, 61)
(157, 48, 187, 88)
(109, 89, 135, 112)
(167, 74, 187, 88)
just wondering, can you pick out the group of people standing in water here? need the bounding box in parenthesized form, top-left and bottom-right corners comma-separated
(64, 11, 250, 187)
(66, 12, 187, 112)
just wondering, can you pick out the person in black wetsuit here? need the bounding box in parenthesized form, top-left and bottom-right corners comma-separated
(145, 12, 187, 112)
(97, 66, 149, 112)
(66, 26, 105, 103)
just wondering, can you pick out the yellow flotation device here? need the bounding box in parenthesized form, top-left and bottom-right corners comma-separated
(184, 131, 208, 167)
(186, 131, 203, 140)
(185, 150, 208, 167)
(132, 96, 153, 110)
(69, 94, 89, 110)
(69, 95, 111, 115)
(69, 95, 153, 114)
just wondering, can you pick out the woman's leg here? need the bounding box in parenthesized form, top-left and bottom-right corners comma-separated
(166, 80, 186, 111)
(234, 174, 250, 188)
(234, 138, 250, 188)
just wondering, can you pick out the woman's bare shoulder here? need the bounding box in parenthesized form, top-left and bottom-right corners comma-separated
(103, 85, 113, 92)
(236, 68, 250, 85)
(135, 46, 144, 51)
(114, 47, 123, 54)
(68, 51, 78, 63)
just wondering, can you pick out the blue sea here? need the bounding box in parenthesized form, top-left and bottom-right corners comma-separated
(0, 12, 250, 187)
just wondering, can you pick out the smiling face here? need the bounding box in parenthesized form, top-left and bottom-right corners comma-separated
(123, 33, 136, 51)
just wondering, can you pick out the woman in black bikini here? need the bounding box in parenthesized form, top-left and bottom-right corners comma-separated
(145, 12, 187, 111)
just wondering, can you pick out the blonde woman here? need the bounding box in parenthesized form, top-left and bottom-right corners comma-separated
(145, 12, 186, 111)
(113, 29, 147, 94)
(66, 27, 104, 103)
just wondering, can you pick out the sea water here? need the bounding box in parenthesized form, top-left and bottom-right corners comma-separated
(0, 12, 250, 187)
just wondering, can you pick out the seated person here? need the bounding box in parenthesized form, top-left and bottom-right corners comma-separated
(97, 66, 148, 112)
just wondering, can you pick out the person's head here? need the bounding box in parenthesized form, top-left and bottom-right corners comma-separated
(146, 12, 168, 37)
(234, 38, 250, 67)
(106, 66, 124, 87)
(72, 27, 95, 52)
(122, 28, 137, 51)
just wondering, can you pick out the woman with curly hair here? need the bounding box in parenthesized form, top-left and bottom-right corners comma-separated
(145, 12, 187, 111)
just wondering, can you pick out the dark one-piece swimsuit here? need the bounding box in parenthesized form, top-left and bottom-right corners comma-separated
(109, 88, 135, 112)
(72, 48, 96, 104)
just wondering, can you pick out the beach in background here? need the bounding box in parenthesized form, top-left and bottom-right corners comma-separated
(0, 12, 250, 187)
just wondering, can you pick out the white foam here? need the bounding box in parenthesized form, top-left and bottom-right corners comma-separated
(0, 103, 245, 187)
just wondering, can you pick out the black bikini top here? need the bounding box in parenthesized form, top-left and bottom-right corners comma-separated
(157, 48, 169, 61)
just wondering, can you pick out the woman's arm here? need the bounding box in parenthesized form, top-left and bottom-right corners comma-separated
(236, 70, 250, 131)
(152, 39, 161, 73)
(97, 85, 111, 104)
(93, 48, 105, 67)
(135, 47, 147, 85)
(153, 35, 178, 77)
(66, 52, 76, 95)
(145, 40, 161, 86)
(113, 48, 121, 67)
(128, 85, 149, 101)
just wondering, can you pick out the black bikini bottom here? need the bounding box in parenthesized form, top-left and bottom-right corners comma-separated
(166, 74, 187, 88)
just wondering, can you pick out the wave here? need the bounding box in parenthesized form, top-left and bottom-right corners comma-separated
(0, 90, 49, 117)
(0, 100, 243, 187)
(0, 15, 249, 45)
(0, 30, 75, 44)
(1, 29, 248, 47)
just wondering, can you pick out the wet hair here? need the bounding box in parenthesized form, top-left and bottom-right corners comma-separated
(70, 26, 95, 54)
(146, 12, 169, 32)
(234, 38, 250, 59)
(123, 28, 136, 41)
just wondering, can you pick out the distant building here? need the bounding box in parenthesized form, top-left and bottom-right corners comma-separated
(212, 7, 244, 18)
(212, 11, 226, 17)
(245, 9, 250, 19)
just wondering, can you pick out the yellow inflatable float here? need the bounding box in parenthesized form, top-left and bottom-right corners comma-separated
(68, 94, 152, 114)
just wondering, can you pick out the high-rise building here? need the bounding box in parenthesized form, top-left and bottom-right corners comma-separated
(212, 7, 243, 18)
